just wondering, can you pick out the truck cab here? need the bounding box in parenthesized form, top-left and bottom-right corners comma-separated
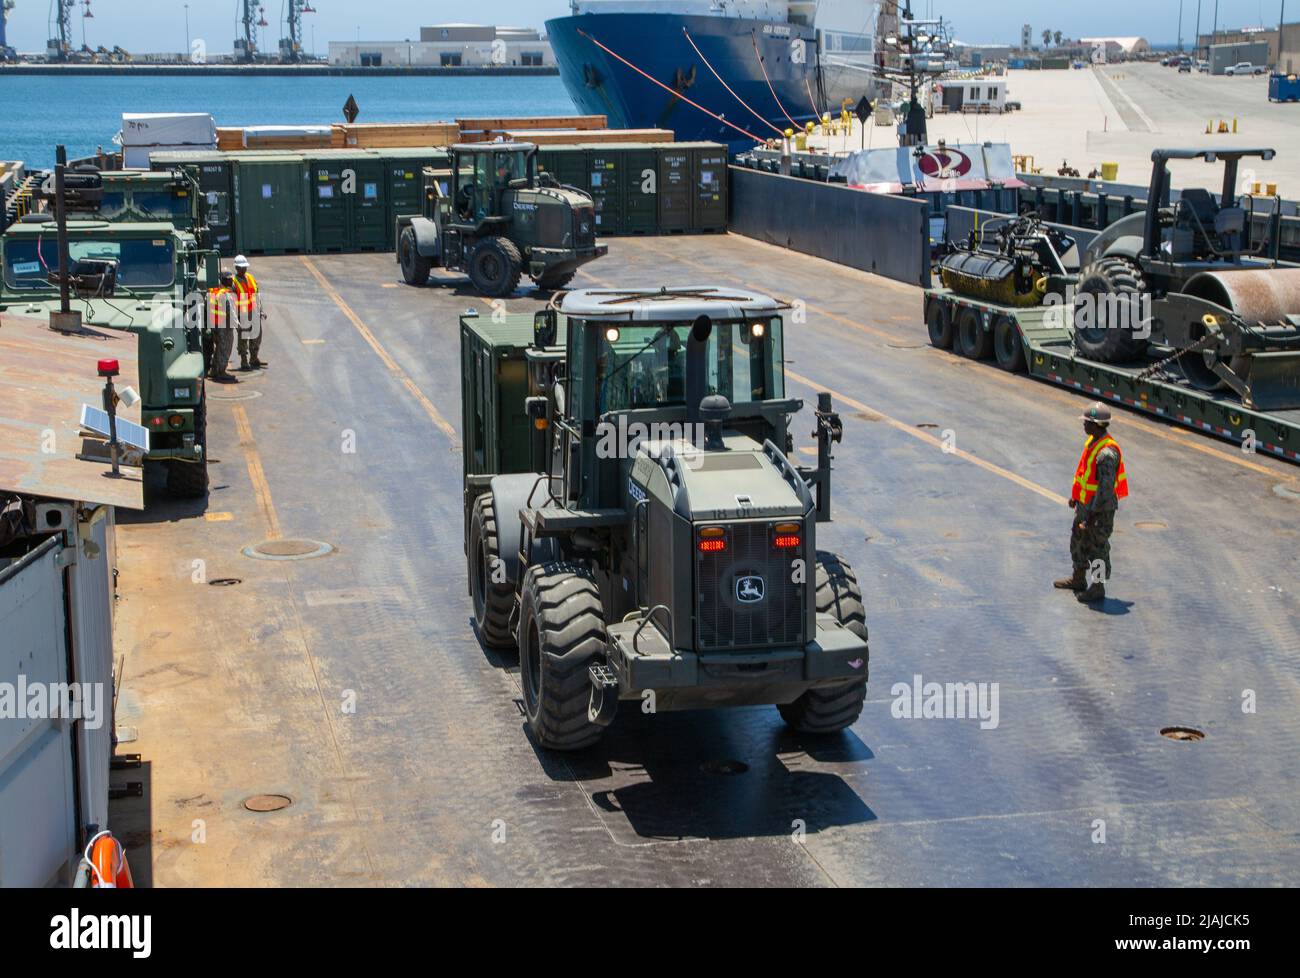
(0, 216, 217, 497)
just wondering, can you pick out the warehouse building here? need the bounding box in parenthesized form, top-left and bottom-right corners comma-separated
(328, 24, 553, 68)
(1196, 24, 1300, 68)
(1079, 36, 1151, 61)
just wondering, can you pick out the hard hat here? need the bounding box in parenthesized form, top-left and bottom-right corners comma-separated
(1080, 402, 1112, 425)
(234, 255, 250, 269)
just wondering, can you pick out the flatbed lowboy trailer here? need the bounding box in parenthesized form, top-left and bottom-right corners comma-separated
(924, 287, 1300, 464)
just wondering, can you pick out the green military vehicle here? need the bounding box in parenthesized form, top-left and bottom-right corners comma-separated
(0, 216, 217, 497)
(461, 287, 870, 751)
(37, 165, 208, 240)
(397, 143, 607, 297)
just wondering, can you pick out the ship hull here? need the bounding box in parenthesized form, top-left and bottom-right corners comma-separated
(546, 13, 872, 150)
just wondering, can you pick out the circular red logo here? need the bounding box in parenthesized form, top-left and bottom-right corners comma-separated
(917, 148, 973, 180)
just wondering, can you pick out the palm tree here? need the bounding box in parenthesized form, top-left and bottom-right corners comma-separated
(1042, 29, 1053, 49)
(1054, 31, 1063, 47)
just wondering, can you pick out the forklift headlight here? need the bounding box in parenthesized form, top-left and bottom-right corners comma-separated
(604, 326, 621, 343)
(751, 321, 766, 339)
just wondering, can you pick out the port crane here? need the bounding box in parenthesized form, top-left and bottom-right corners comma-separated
(1, 0, 16, 61)
(46, 0, 76, 61)
(280, 0, 315, 64)
(235, 0, 268, 63)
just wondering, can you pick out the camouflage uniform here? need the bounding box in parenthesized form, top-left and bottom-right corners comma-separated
(1069, 443, 1119, 598)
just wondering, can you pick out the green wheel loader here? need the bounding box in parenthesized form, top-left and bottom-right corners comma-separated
(460, 287, 870, 751)
(396, 143, 607, 298)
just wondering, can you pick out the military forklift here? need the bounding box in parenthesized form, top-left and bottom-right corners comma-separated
(397, 143, 608, 297)
(460, 287, 870, 751)
(1073, 148, 1300, 407)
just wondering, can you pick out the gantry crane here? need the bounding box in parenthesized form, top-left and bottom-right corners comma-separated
(235, 0, 261, 62)
(46, 0, 76, 61)
(1, 1, 16, 60)
(280, 0, 315, 64)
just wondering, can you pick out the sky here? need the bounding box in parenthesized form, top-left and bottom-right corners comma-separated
(1, 1, 1289, 53)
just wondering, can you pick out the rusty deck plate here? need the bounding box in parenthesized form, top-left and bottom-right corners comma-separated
(0, 312, 145, 510)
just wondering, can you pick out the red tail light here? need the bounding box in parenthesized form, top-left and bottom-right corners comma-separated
(773, 535, 801, 549)
(698, 527, 727, 553)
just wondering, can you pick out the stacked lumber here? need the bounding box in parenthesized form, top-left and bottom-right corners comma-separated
(501, 128, 675, 145)
(331, 122, 460, 148)
(216, 126, 333, 151)
(456, 115, 607, 137)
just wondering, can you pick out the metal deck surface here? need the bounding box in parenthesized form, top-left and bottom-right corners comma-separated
(108, 234, 1300, 887)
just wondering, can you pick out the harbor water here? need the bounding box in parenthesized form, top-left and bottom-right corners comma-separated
(0, 73, 579, 167)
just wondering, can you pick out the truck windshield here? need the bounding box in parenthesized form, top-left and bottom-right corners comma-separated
(2, 235, 176, 291)
(595, 318, 785, 413)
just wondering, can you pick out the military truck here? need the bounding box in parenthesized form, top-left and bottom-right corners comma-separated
(0, 216, 217, 496)
(461, 287, 870, 751)
(36, 165, 208, 241)
(397, 143, 607, 297)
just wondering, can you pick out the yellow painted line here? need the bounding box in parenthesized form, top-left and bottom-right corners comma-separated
(301, 338, 326, 345)
(300, 256, 460, 448)
(232, 403, 283, 539)
(204, 512, 234, 522)
(786, 368, 1069, 507)
(381, 283, 399, 289)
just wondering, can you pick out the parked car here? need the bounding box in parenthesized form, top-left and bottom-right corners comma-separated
(1176, 57, 1193, 73)
(1225, 62, 1267, 76)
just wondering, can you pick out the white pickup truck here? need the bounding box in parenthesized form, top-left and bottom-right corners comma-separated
(1224, 62, 1267, 76)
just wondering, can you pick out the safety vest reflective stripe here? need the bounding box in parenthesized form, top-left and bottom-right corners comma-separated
(208, 288, 231, 324)
(233, 274, 258, 313)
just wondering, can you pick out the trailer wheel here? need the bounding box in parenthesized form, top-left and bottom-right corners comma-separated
(165, 394, 209, 499)
(1072, 257, 1151, 363)
(469, 493, 516, 650)
(993, 315, 1026, 372)
(398, 226, 432, 286)
(926, 298, 954, 349)
(778, 552, 868, 735)
(956, 306, 993, 360)
(468, 237, 522, 297)
(518, 563, 607, 751)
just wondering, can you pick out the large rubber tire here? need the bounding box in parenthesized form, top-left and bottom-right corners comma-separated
(926, 297, 954, 349)
(1072, 256, 1151, 363)
(398, 226, 432, 286)
(165, 394, 209, 499)
(778, 552, 868, 735)
(535, 269, 576, 291)
(468, 237, 522, 297)
(518, 563, 607, 751)
(993, 314, 1027, 372)
(468, 493, 516, 650)
(955, 305, 993, 360)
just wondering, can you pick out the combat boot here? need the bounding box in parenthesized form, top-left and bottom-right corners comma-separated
(240, 356, 251, 372)
(1076, 584, 1105, 603)
(1054, 574, 1085, 591)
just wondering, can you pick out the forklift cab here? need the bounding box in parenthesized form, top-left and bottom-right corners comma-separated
(451, 145, 537, 226)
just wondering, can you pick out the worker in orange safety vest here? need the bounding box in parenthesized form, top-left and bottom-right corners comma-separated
(206, 270, 238, 381)
(1055, 402, 1128, 604)
(232, 255, 264, 372)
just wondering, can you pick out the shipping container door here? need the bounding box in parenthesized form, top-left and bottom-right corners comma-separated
(236, 159, 308, 253)
(658, 147, 691, 231)
(0, 537, 78, 887)
(587, 149, 622, 235)
(307, 159, 348, 252)
(197, 161, 236, 256)
(350, 158, 389, 251)
(622, 146, 660, 234)
(692, 145, 728, 230)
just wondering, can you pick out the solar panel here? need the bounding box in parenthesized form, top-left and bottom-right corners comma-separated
(79, 404, 151, 454)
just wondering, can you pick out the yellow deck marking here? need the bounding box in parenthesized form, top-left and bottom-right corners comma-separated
(203, 512, 234, 522)
(301, 338, 326, 345)
(300, 256, 460, 448)
(232, 403, 283, 539)
(785, 369, 1069, 507)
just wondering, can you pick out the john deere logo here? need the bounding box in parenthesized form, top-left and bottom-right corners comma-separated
(736, 576, 765, 603)
(917, 147, 973, 180)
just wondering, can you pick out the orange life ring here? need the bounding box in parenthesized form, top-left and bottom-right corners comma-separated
(89, 832, 134, 888)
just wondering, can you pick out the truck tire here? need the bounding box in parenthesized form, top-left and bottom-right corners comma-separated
(468, 493, 515, 650)
(955, 305, 993, 359)
(398, 226, 432, 286)
(778, 552, 868, 735)
(993, 314, 1026, 372)
(468, 237, 522, 297)
(1072, 257, 1150, 363)
(535, 269, 576, 291)
(926, 297, 954, 349)
(165, 394, 209, 498)
(518, 563, 607, 751)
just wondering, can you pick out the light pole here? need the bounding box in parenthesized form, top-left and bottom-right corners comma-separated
(1195, 0, 1202, 58)
(1178, 0, 1184, 52)
(184, 3, 190, 60)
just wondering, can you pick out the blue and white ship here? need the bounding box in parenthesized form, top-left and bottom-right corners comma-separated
(546, 1, 885, 150)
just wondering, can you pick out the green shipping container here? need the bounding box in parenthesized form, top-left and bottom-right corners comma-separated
(379, 148, 450, 246)
(691, 144, 728, 230)
(301, 150, 389, 252)
(586, 149, 623, 235)
(657, 145, 692, 231)
(232, 155, 311, 254)
(537, 147, 589, 192)
(620, 143, 661, 235)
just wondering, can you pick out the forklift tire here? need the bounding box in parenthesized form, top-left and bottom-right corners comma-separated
(518, 562, 607, 751)
(399, 227, 432, 286)
(926, 297, 954, 349)
(993, 315, 1026, 372)
(1072, 257, 1151, 363)
(164, 394, 209, 499)
(535, 269, 576, 292)
(468, 237, 522, 297)
(956, 306, 993, 360)
(469, 493, 516, 650)
(778, 552, 868, 735)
